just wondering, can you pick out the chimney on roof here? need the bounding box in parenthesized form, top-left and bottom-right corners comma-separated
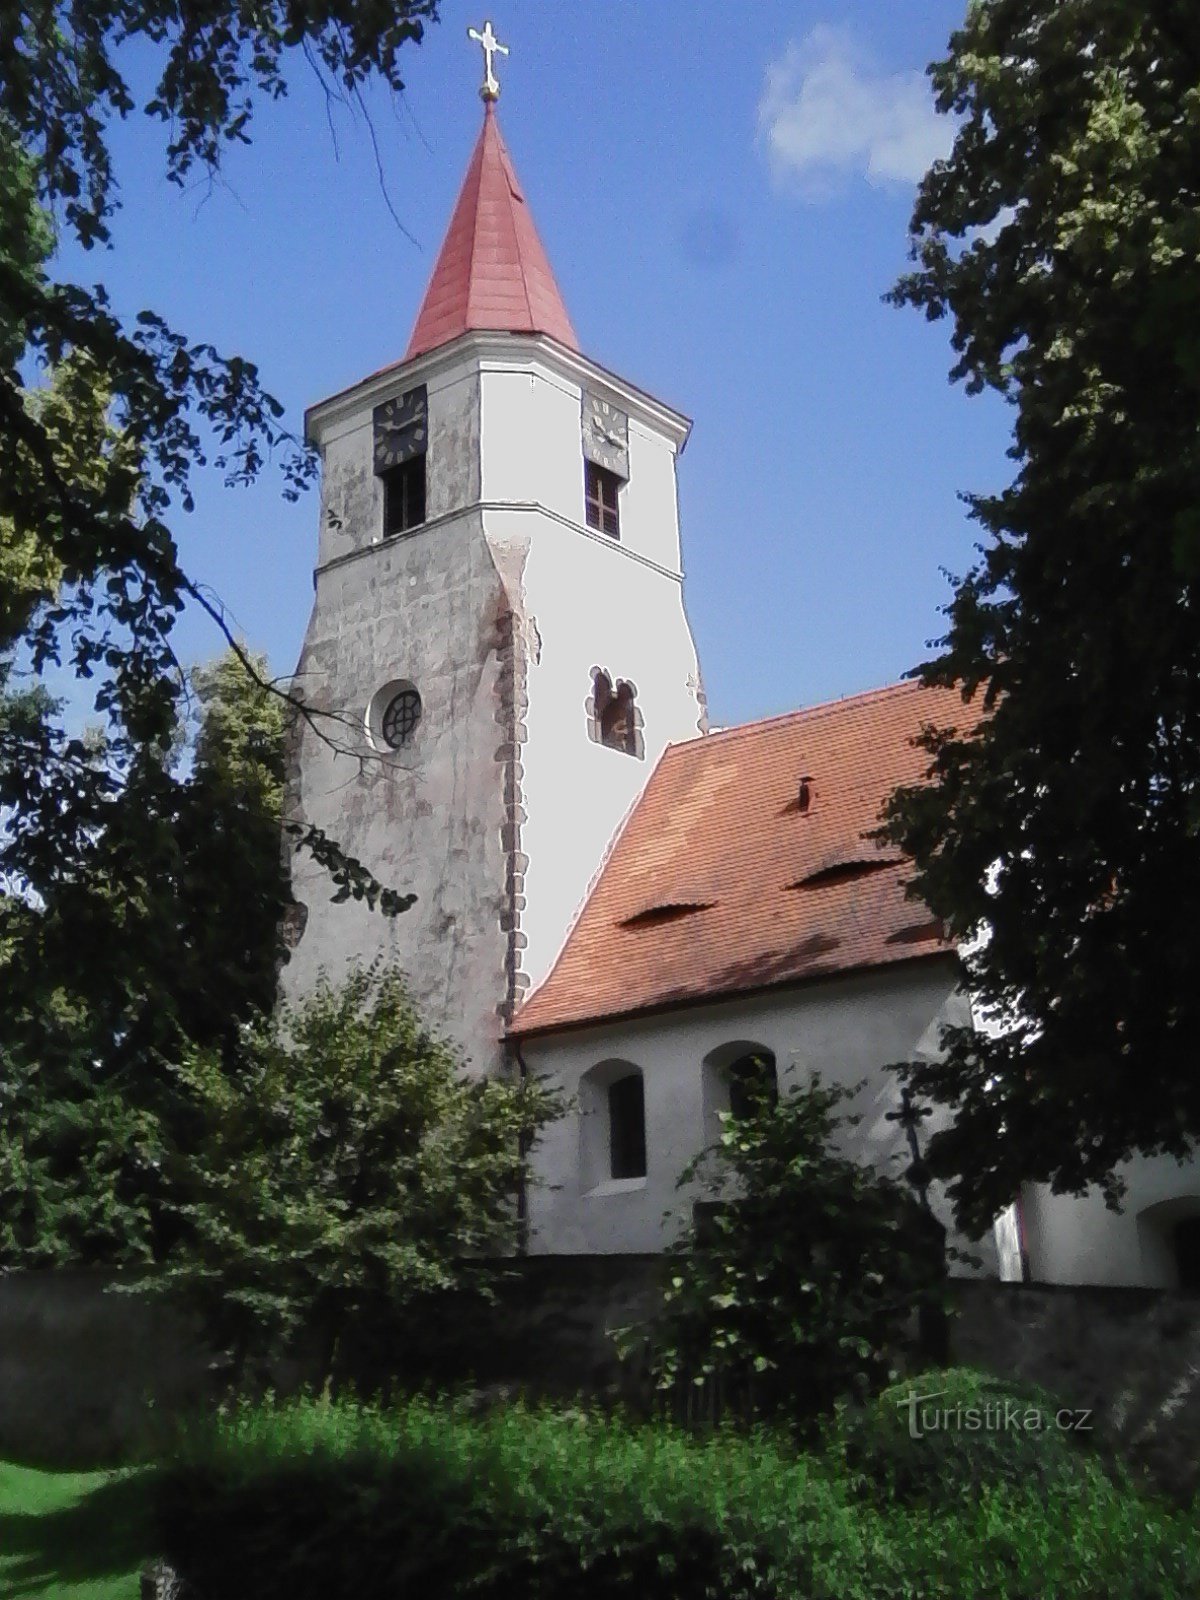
(797, 776, 813, 813)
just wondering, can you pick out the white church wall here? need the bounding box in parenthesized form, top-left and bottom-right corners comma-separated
(489, 503, 707, 989)
(1022, 1156, 1200, 1288)
(520, 959, 986, 1264)
(479, 362, 581, 523)
(622, 419, 684, 573)
(476, 346, 688, 572)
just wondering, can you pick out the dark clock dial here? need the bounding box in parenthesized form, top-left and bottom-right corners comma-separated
(373, 387, 428, 470)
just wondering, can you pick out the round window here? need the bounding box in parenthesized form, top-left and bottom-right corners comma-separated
(381, 687, 422, 749)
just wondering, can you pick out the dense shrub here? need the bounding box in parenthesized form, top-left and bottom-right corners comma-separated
(152, 1392, 1200, 1600)
(146, 965, 560, 1385)
(630, 1072, 947, 1429)
(835, 1366, 1101, 1509)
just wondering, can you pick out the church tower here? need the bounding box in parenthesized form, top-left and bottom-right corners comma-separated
(285, 37, 707, 1077)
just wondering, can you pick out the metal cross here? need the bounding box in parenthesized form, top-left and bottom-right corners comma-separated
(468, 20, 509, 102)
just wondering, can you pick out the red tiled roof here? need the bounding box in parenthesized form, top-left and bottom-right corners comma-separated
(510, 680, 980, 1036)
(403, 104, 579, 362)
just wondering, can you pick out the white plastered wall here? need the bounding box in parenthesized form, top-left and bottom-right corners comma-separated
(1022, 1156, 1200, 1287)
(477, 350, 707, 989)
(520, 959, 991, 1272)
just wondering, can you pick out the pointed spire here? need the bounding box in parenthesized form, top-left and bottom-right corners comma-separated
(404, 105, 579, 362)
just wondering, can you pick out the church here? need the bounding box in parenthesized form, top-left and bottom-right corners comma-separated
(284, 30, 1200, 1293)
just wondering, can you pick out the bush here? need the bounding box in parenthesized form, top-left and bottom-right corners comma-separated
(151, 1392, 1200, 1600)
(631, 1072, 947, 1429)
(155, 1397, 828, 1600)
(144, 964, 560, 1385)
(834, 1366, 1101, 1509)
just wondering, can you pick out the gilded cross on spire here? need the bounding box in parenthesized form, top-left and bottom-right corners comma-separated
(468, 19, 509, 102)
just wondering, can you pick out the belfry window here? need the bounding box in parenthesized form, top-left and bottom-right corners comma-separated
(382, 457, 426, 536)
(374, 385, 428, 537)
(585, 460, 621, 538)
(588, 668, 643, 758)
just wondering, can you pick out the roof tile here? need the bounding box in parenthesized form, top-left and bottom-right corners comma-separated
(510, 679, 979, 1035)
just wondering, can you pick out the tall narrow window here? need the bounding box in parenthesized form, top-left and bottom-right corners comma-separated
(382, 456, 426, 536)
(702, 1041, 777, 1149)
(585, 460, 621, 538)
(608, 1072, 647, 1180)
(726, 1051, 779, 1120)
(1174, 1218, 1200, 1290)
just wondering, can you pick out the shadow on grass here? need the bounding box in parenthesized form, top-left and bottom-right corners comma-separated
(0, 1469, 153, 1598)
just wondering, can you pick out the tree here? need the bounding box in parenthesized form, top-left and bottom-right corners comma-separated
(151, 965, 560, 1384)
(881, 0, 1200, 1236)
(630, 1072, 946, 1430)
(0, 642, 292, 1267)
(0, 2, 431, 1074)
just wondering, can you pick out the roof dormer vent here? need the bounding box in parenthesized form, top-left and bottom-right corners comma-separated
(618, 901, 714, 930)
(797, 775, 813, 814)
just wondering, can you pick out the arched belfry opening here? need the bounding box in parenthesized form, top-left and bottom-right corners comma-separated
(587, 668, 644, 759)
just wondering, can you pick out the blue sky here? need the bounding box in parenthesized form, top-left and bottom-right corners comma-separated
(54, 0, 1011, 728)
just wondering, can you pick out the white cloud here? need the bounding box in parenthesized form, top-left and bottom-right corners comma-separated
(758, 26, 954, 198)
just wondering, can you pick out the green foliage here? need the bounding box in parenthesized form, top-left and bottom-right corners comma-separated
(0, 645, 290, 1269)
(151, 1392, 1200, 1600)
(148, 965, 561, 1381)
(1, 2, 432, 1100)
(835, 1367, 1099, 1509)
(880, 1, 1200, 1234)
(630, 1072, 946, 1428)
(0, 0, 441, 251)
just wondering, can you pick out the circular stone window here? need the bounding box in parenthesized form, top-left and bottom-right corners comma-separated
(367, 680, 423, 754)
(382, 687, 421, 749)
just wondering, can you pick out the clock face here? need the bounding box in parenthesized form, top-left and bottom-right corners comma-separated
(373, 386, 428, 470)
(584, 394, 629, 478)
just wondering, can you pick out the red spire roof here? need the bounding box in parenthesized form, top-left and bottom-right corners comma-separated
(404, 105, 579, 362)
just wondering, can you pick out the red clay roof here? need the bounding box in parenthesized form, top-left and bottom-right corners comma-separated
(403, 104, 579, 362)
(510, 680, 979, 1036)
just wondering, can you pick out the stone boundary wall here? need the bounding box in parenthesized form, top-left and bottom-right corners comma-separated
(0, 1270, 211, 1466)
(949, 1278, 1200, 1499)
(3, 1263, 1198, 1495)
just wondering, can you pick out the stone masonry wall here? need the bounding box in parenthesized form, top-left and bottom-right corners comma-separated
(950, 1278, 1200, 1499)
(4, 1266, 1198, 1497)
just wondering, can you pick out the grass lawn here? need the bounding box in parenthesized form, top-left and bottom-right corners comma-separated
(0, 1459, 153, 1599)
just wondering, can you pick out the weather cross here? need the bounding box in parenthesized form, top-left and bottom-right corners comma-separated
(468, 19, 509, 102)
